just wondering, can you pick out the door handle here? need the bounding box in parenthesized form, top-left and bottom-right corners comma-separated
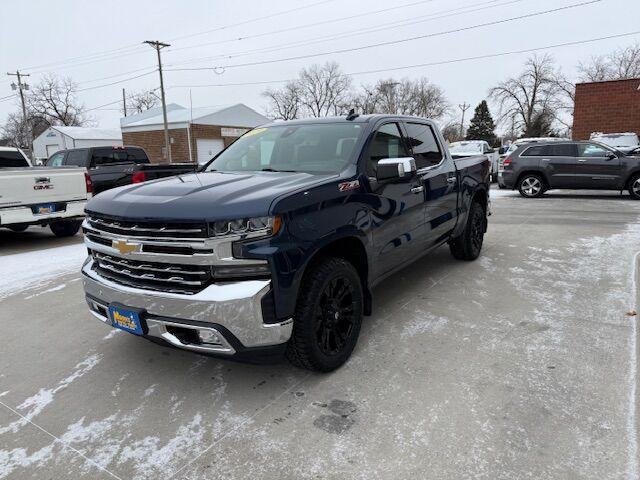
(410, 186, 424, 194)
(578, 159, 587, 162)
(446, 177, 457, 184)
(541, 158, 550, 162)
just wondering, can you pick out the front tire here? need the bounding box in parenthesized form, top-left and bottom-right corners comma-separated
(286, 257, 363, 372)
(450, 200, 486, 261)
(628, 174, 640, 200)
(50, 220, 82, 237)
(518, 174, 545, 198)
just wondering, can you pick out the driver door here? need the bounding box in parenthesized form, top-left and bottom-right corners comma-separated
(574, 143, 622, 189)
(367, 122, 426, 276)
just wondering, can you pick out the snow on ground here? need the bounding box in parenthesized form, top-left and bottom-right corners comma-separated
(489, 188, 520, 198)
(0, 243, 86, 300)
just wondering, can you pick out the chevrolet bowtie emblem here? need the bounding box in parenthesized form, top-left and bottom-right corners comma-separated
(112, 239, 141, 255)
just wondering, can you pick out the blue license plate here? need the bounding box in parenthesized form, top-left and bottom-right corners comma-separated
(36, 203, 56, 215)
(109, 305, 144, 335)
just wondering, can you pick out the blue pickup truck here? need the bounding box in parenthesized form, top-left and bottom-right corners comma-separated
(81, 114, 490, 371)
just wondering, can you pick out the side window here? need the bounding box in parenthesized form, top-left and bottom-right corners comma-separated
(367, 123, 409, 175)
(47, 152, 65, 167)
(91, 148, 114, 166)
(522, 145, 547, 156)
(578, 143, 610, 157)
(65, 150, 87, 167)
(549, 144, 576, 157)
(404, 122, 443, 169)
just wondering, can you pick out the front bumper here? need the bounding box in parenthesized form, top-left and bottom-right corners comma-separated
(82, 259, 293, 357)
(0, 200, 86, 226)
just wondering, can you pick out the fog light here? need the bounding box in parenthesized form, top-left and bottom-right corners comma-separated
(198, 329, 221, 345)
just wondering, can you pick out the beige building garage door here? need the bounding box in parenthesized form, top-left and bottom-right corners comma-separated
(196, 138, 225, 165)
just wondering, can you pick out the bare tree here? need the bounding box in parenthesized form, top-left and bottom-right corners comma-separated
(352, 77, 449, 120)
(298, 62, 352, 117)
(263, 81, 302, 120)
(27, 74, 89, 127)
(441, 121, 463, 143)
(124, 90, 159, 115)
(489, 55, 565, 137)
(578, 43, 640, 82)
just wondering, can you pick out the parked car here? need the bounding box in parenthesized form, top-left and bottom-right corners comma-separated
(0, 146, 91, 236)
(81, 115, 490, 371)
(449, 140, 499, 182)
(46, 146, 197, 194)
(590, 132, 640, 155)
(497, 137, 570, 188)
(501, 140, 640, 198)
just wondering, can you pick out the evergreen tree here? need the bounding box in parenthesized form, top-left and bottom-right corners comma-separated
(465, 100, 497, 145)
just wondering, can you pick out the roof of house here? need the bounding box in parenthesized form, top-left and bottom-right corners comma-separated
(120, 103, 270, 130)
(52, 126, 122, 140)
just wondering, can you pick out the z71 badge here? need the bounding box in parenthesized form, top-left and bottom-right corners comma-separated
(338, 180, 360, 192)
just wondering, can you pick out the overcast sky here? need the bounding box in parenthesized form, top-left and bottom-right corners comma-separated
(1, 0, 638, 132)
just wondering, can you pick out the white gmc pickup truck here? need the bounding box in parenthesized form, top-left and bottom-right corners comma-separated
(0, 147, 91, 236)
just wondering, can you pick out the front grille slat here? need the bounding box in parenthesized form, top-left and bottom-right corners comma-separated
(92, 252, 212, 295)
(87, 214, 207, 240)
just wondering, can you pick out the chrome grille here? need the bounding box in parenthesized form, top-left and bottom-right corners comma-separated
(92, 252, 212, 295)
(86, 214, 207, 240)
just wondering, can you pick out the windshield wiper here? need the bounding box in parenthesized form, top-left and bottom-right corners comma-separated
(260, 168, 297, 172)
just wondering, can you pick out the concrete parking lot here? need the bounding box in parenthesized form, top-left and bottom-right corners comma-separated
(1, 186, 639, 480)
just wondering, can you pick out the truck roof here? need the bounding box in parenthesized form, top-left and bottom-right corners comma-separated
(262, 114, 436, 127)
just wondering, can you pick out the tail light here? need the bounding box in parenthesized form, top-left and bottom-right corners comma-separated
(84, 172, 93, 194)
(132, 171, 146, 183)
(503, 156, 512, 167)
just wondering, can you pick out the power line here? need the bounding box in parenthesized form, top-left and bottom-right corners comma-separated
(167, 0, 602, 72)
(84, 99, 123, 113)
(76, 70, 157, 92)
(164, 30, 640, 89)
(167, 0, 337, 43)
(168, 0, 436, 53)
(23, 44, 145, 72)
(167, 0, 517, 68)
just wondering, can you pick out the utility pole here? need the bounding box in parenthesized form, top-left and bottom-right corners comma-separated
(7, 70, 32, 159)
(458, 102, 470, 139)
(122, 88, 127, 117)
(144, 40, 172, 162)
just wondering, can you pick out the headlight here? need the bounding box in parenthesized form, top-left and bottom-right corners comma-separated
(209, 216, 282, 237)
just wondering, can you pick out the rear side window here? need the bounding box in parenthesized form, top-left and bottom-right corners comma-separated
(0, 150, 29, 167)
(522, 145, 547, 156)
(47, 152, 65, 167)
(404, 122, 443, 168)
(548, 144, 576, 156)
(367, 123, 410, 175)
(65, 150, 88, 167)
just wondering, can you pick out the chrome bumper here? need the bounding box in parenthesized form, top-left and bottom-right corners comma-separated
(82, 259, 293, 355)
(0, 200, 86, 225)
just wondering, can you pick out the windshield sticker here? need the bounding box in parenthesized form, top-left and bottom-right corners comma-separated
(243, 127, 267, 137)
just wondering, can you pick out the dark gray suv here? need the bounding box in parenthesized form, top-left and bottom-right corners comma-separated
(501, 141, 640, 199)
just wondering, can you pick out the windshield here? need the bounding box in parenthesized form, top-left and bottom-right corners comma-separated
(205, 123, 363, 174)
(593, 134, 639, 148)
(449, 142, 482, 154)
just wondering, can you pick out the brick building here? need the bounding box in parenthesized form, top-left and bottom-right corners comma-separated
(572, 77, 640, 140)
(120, 103, 270, 164)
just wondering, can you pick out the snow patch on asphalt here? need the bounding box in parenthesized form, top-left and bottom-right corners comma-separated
(0, 243, 86, 299)
(401, 311, 448, 337)
(24, 283, 67, 300)
(0, 354, 101, 435)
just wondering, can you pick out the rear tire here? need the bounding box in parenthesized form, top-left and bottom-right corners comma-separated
(628, 174, 640, 200)
(286, 257, 363, 372)
(518, 174, 545, 198)
(50, 220, 82, 237)
(8, 224, 28, 232)
(450, 200, 485, 261)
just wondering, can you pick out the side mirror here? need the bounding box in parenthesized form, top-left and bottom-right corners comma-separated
(376, 157, 416, 181)
(607, 153, 617, 160)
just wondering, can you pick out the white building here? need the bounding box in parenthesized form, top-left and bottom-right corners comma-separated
(33, 126, 123, 159)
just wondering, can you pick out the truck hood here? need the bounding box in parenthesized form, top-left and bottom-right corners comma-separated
(86, 171, 338, 221)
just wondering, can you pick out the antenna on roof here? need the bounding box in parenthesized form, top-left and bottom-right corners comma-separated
(346, 108, 359, 121)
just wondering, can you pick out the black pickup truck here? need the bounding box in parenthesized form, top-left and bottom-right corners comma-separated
(46, 146, 196, 194)
(81, 115, 490, 371)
